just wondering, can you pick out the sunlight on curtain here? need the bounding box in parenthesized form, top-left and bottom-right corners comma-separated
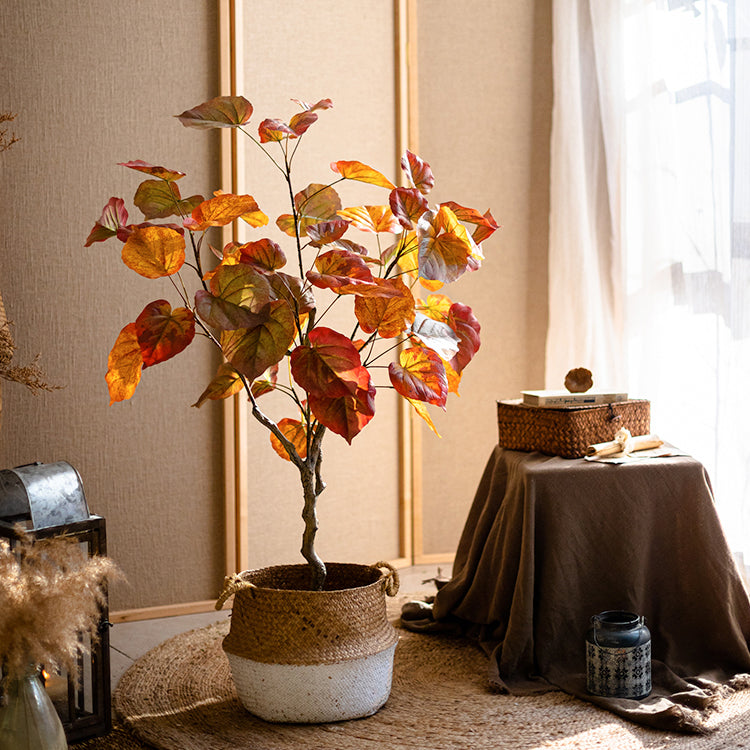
(549, 0, 750, 577)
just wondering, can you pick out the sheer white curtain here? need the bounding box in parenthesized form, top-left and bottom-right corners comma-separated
(548, 0, 750, 575)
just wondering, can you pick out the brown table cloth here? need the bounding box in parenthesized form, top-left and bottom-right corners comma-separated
(432, 446, 750, 732)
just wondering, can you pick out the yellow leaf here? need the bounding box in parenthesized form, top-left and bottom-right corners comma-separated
(408, 398, 441, 437)
(192, 362, 244, 408)
(330, 160, 395, 189)
(121, 226, 185, 279)
(105, 323, 143, 403)
(337, 205, 400, 234)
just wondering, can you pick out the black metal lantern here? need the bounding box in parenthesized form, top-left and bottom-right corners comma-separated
(0, 461, 112, 743)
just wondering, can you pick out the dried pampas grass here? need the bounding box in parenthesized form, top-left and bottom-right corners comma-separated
(0, 531, 121, 681)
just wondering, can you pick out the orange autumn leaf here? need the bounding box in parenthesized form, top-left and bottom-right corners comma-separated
(134, 300, 196, 367)
(330, 161, 395, 189)
(270, 418, 308, 460)
(305, 249, 376, 295)
(185, 194, 268, 232)
(388, 346, 448, 408)
(121, 225, 185, 278)
(337, 205, 400, 234)
(192, 362, 244, 407)
(105, 322, 143, 404)
(354, 277, 415, 338)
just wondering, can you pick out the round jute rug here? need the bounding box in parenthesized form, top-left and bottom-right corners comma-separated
(103, 598, 750, 750)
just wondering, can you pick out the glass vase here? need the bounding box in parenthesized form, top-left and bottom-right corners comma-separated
(0, 668, 67, 750)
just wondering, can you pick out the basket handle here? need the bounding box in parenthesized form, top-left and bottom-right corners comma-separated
(215, 573, 255, 610)
(374, 560, 400, 597)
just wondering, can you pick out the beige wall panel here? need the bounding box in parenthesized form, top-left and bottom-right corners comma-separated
(416, 0, 552, 554)
(0, 1, 225, 609)
(238, 1, 401, 568)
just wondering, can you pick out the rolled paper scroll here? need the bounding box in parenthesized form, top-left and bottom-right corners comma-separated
(586, 430, 663, 458)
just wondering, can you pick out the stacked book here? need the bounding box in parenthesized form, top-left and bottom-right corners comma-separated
(520, 390, 628, 408)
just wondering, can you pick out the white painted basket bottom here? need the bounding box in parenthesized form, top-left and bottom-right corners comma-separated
(226, 642, 397, 724)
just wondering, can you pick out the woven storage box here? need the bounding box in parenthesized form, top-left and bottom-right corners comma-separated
(496, 399, 650, 459)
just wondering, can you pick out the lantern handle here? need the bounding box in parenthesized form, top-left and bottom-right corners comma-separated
(374, 560, 400, 597)
(215, 573, 255, 610)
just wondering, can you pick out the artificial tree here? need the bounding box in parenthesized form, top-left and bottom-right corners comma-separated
(86, 95, 498, 590)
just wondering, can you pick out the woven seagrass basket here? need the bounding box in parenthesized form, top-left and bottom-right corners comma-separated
(496, 399, 650, 459)
(215, 561, 400, 723)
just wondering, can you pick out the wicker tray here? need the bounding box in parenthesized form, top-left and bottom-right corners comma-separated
(496, 399, 650, 459)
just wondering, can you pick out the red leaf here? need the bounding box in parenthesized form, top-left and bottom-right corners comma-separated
(85, 197, 128, 246)
(290, 327, 365, 399)
(448, 302, 481, 372)
(134, 300, 196, 367)
(289, 111, 318, 136)
(308, 366, 375, 443)
(388, 346, 447, 407)
(105, 322, 143, 404)
(176, 96, 254, 129)
(389, 187, 429, 230)
(400, 150, 435, 195)
(117, 160, 186, 181)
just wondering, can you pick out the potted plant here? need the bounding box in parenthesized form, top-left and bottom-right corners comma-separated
(86, 95, 498, 722)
